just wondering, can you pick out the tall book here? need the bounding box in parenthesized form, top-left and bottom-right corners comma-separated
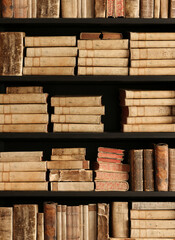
(140, 0, 153, 18)
(37, 0, 60, 18)
(97, 203, 109, 240)
(125, 0, 139, 18)
(115, 0, 125, 17)
(143, 149, 154, 191)
(0, 207, 13, 240)
(89, 204, 97, 240)
(37, 213, 44, 240)
(82, 0, 94, 18)
(44, 202, 57, 240)
(2, 0, 14, 17)
(169, 148, 175, 191)
(61, 0, 77, 18)
(14, 0, 28, 18)
(95, 0, 106, 17)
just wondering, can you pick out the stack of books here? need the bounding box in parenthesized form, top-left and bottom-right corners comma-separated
(78, 34, 129, 75)
(51, 96, 105, 132)
(47, 148, 94, 191)
(130, 32, 175, 75)
(0, 151, 48, 191)
(93, 147, 130, 191)
(0, 86, 48, 132)
(23, 35, 77, 75)
(120, 89, 175, 132)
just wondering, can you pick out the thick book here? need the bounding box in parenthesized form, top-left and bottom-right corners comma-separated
(78, 58, 128, 67)
(49, 170, 93, 182)
(124, 116, 175, 124)
(140, 0, 153, 18)
(61, 0, 77, 18)
(37, 0, 60, 18)
(111, 202, 129, 237)
(26, 47, 78, 57)
(98, 152, 123, 159)
(54, 106, 105, 115)
(0, 172, 46, 182)
(0, 32, 24, 76)
(37, 213, 44, 240)
(13, 205, 38, 240)
(51, 114, 101, 124)
(131, 48, 175, 59)
(130, 40, 175, 48)
(97, 158, 122, 164)
(47, 160, 90, 170)
(51, 154, 85, 161)
(44, 202, 57, 240)
(0, 207, 13, 240)
(0, 151, 43, 158)
(0, 124, 48, 132)
(125, 0, 140, 18)
(98, 147, 124, 154)
(143, 149, 154, 191)
(52, 148, 86, 155)
(2, 0, 13, 17)
(107, 0, 115, 17)
(78, 67, 128, 76)
(54, 123, 104, 132)
(121, 98, 175, 106)
(95, 181, 129, 191)
(89, 204, 97, 240)
(115, 0, 125, 17)
(0, 104, 48, 114)
(130, 210, 175, 219)
(161, 0, 168, 18)
(0, 162, 47, 171)
(131, 229, 175, 238)
(23, 67, 75, 75)
(80, 32, 101, 40)
(0, 182, 48, 190)
(132, 202, 175, 209)
(130, 67, 175, 75)
(78, 40, 128, 50)
(14, 0, 28, 18)
(97, 203, 109, 240)
(123, 124, 175, 132)
(0, 93, 48, 104)
(6, 86, 43, 94)
(94, 171, 129, 181)
(131, 219, 175, 228)
(0, 114, 48, 124)
(51, 182, 94, 191)
(95, 0, 106, 17)
(93, 162, 130, 172)
(25, 57, 76, 67)
(79, 49, 129, 58)
(130, 32, 175, 40)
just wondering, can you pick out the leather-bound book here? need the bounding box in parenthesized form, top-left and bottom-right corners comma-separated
(61, 0, 77, 18)
(97, 203, 109, 240)
(107, 0, 115, 17)
(169, 148, 175, 191)
(95, 0, 106, 17)
(125, 0, 139, 18)
(80, 32, 101, 40)
(82, 0, 95, 18)
(14, 0, 28, 18)
(44, 202, 57, 240)
(37, 0, 60, 18)
(6, 86, 43, 94)
(66, 206, 73, 240)
(89, 204, 97, 240)
(115, 0, 125, 17)
(170, 0, 175, 17)
(0, 207, 13, 240)
(155, 143, 169, 191)
(52, 148, 86, 155)
(143, 149, 154, 191)
(49, 170, 93, 182)
(2, 0, 14, 17)
(141, 0, 153, 18)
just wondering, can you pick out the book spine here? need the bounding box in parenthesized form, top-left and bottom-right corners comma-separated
(131, 228, 175, 238)
(115, 0, 125, 17)
(124, 116, 175, 124)
(27, 47, 77, 57)
(88, 204, 97, 240)
(47, 160, 90, 170)
(131, 48, 175, 60)
(121, 98, 175, 106)
(95, 181, 129, 191)
(0, 156, 42, 162)
(80, 205, 83, 240)
(0, 93, 48, 104)
(83, 205, 89, 240)
(2, 0, 14, 17)
(77, 0, 81, 17)
(170, 0, 175, 17)
(123, 124, 175, 132)
(66, 206, 73, 240)
(44, 202, 57, 240)
(144, 149, 154, 191)
(52, 148, 86, 155)
(54, 123, 104, 132)
(0, 162, 46, 172)
(130, 40, 175, 48)
(32, 0, 37, 17)
(78, 58, 128, 67)
(0, 114, 48, 124)
(95, 0, 106, 17)
(79, 49, 129, 58)
(28, 0, 32, 17)
(131, 219, 175, 228)
(131, 209, 175, 219)
(6, 86, 43, 94)
(86, 0, 95, 18)
(131, 59, 175, 67)
(97, 203, 109, 240)
(78, 40, 129, 50)
(37, 213, 44, 240)
(49, 170, 93, 182)
(0, 172, 46, 182)
(107, 0, 115, 17)
(161, 0, 168, 18)
(94, 171, 129, 181)
(62, 205, 67, 240)
(51, 114, 101, 124)
(0, 182, 48, 191)
(97, 158, 122, 163)
(51, 154, 85, 161)
(57, 205, 62, 240)
(93, 162, 130, 172)
(61, 0, 77, 18)
(23, 67, 75, 76)
(125, 0, 140, 17)
(25, 57, 76, 67)
(0, 207, 13, 240)
(54, 106, 105, 115)
(130, 32, 175, 40)
(169, 148, 175, 191)
(51, 182, 94, 191)
(0, 104, 48, 114)
(132, 201, 175, 209)
(140, 0, 153, 18)
(78, 67, 128, 76)
(0, 151, 43, 158)
(98, 152, 123, 159)
(98, 147, 124, 154)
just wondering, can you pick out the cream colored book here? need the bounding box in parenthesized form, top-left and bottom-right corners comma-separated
(110, 238, 175, 240)
(0, 151, 43, 158)
(132, 202, 175, 209)
(0, 124, 48, 132)
(130, 40, 175, 48)
(0, 156, 42, 162)
(0, 94, 48, 104)
(0, 114, 48, 124)
(130, 67, 175, 75)
(78, 67, 128, 75)
(49, 170, 93, 182)
(0, 207, 13, 240)
(25, 57, 76, 67)
(26, 47, 78, 57)
(131, 60, 175, 67)
(79, 50, 129, 58)
(25, 36, 76, 47)
(78, 40, 129, 50)
(161, 0, 168, 18)
(51, 182, 94, 191)
(0, 172, 46, 182)
(131, 219, 175, 228)
(57, 205, 62, 240)
(0, 162, 47, 171)
(0, 104, 47, 114)
(6, 86, 43, 94)
(54, 106, 105, 115)
(124, 116, 175, 124)
(131, 210, 175, 219)
(123, 124, 175, 132)
(23, 67, 75, 75)
(88, 204, 97, 240)
(51, 114, 101, 124)
(62, 205, 67, 240)
(121, 98, 175, 106)
(47, 160, 89, 170)
(131, 229, 175, 238)
(77, 0, 81, 17)
(0, 182, 48, 190)
(130, 32, 175, 40)
(83, 205, 89, 240)
(54, 123, 104, 132)
(51, 96, 102, 107)
(131, 48, 175, 59)
(37, 213, 44, 240)
(154, 0, 160, 17)
(80, 205, 83, 240)
(61, 0, 77, 18)
(51, 154, 85, 161)
(52, 148, 86, 155)
(78, 58, 128, 67)
(121, 90, 175, 99)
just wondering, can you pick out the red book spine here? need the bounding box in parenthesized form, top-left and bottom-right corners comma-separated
(95, 181, 129, 191)
(97, 158, 122, 164)
(98, 147, 124, 154)
(115, 0, 125, 17)
(107, 0, 115, 17)
(95, 171, 129, 181)
(98, 152, 123, 159)
(93, 162, 130, 172)
(2, 0, 14, 17)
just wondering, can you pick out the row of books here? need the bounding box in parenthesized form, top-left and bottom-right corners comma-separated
(1, 201, 175, 239)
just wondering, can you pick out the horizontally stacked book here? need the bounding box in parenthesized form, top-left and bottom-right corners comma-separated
(130, 32, 175, 75)
(51, 96, 105, 132)
(93, 147, 130, 191)
(120, 89, 175, 132)
(23, 35, 77, 75)
(48, 148, 94, 191)
(0, 151, 47, 191)
(78, 32, 129, 75)
(0, 86, 48, 132)
(130, 143, 175, 192)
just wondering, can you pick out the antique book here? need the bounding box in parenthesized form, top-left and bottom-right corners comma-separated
(51, 182, 94, 191)
(0, 32, 24, 76)
(124, 116, 175, 124)
(98, 147, 124, 154)
(122, 106, 175, 117)
(169, 149, 175, 191)
(54, 123, 104, 132)
(51, 96, 102, 107)
(130, 67, 175, 75)
(25, 57, 76, 67)
(82, 0, 94, 18)
(6, 86, 43, 94)
(0, 114, 48, 124)
(140, 0, 153, 18)
(51, 114, 101, 124)
(0, 124, 48, 132)
(51, 155, 85, 161)
(49, 170, 93, 182)
(26, 47, 78, 57)
(79, 49, 129, 58)
(66, 206, 72, 240)
(37, 213, 44, 240)
(61, 0, 77, 18)
(0, 182, 48, 190)
(83, 205, 88, 240)
(0, 162, 47, 171)
(78, 67, 128, 75)
(80, 32, 101, 40)
(111, 202, 129, 237)
(123, 124, 175, 132)
(98, 152, 123, 159)
(94, 171, 129, 181)
(170, 0, 175, 17)
(89, 204, 97, 240)
(54, 106, 105, 115)
(131, 48, 175, 59)
(44, 202, 57, 240)
(0, 207, 13, 240)
(130, 32, 175, 40)
(143, 149, 154, 191)
(28, 0, 32, 18)
(78, 58, 128, 67)
(107, 0, 115, 17)
(131, 219, 175, 228)
(62, 205, 67, 240)
(32, 0, 37, 17)
(97, 158, 122, 163)
(115, 0, 125, 17)
(95, 181, 129, 191)
(130, 149, 143, 191)
(161, 0, 168, 18)
(23, 67, 75, 75)
(0, 151, 43, 157)
(125, 0, 140, 18)
(80, 205, 83, 240)
(37, 0, 60, 18)
(155, 143, 168, 191)
(95, 0, 106, 17)
(132, 202, 175, 209)
(14, 0, 28, 18)
(78, 40, 128, 49)
(93, 162, 130, 172)
(0, 104, 48, 114)
(154, 0, 160, 17)
(57, 205, 62, 240)
(52, 148, 86, 155)
(25, 36, 76, 47)
(0, 172, 46, 182)
(131, 229, 175, 238)
(102, 32, 123, 39)
(2, 0, 14, 17)
(130, 40, 175, 48)
(13, 205, 38, 240)
(0, 93, 48, 104)
(130, 210, 175, 219)
(77, 0, 81, 17)
(72, 206, 80, 239)
(97, 203, 109, 240)
(131, 59, 175, 67)
(47, 160, 90, 170)
(121, 98, 175, 106)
